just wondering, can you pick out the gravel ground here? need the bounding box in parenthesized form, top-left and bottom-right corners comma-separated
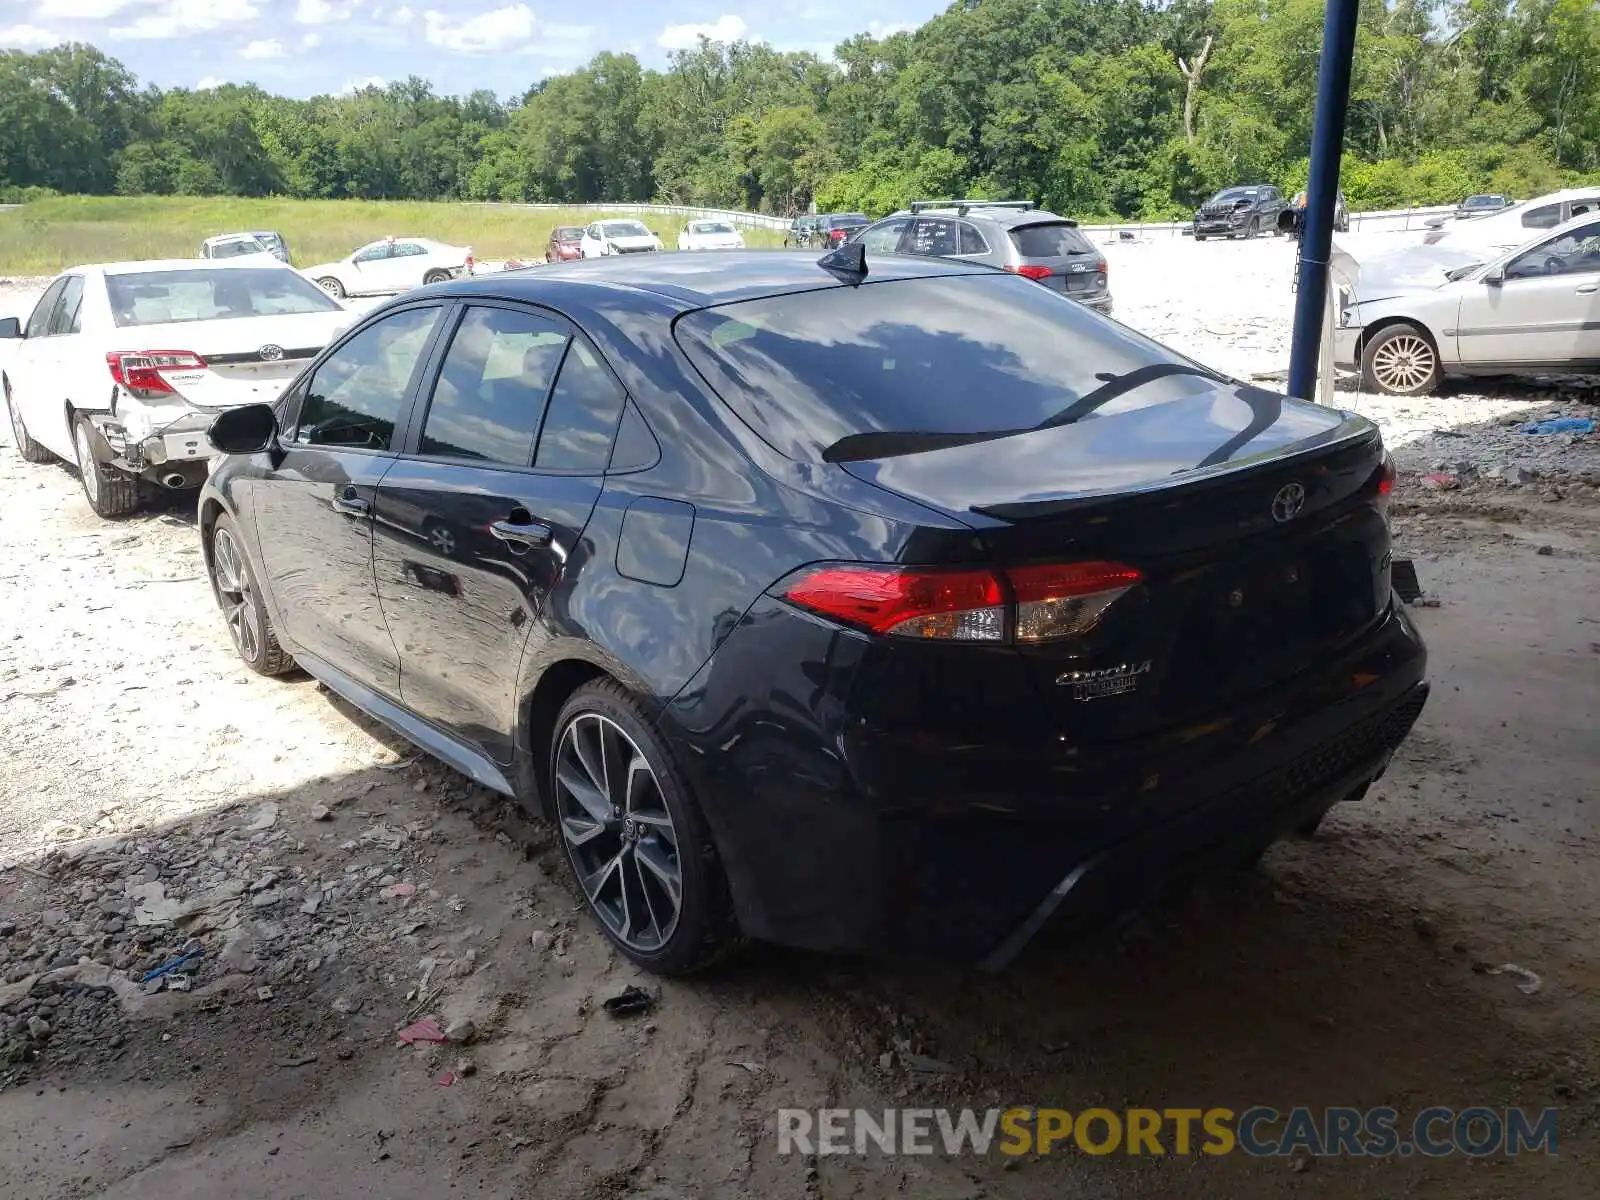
(1, 244, 1597, 1199)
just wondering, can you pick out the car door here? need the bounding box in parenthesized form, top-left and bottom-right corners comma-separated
(44, 274, 92, 420)
(345, 242, 393, 294)
(249, 302, 447, 695)
(8, 277, 73, 458)
(1456, 219, 1600, 367)
(371, 301, 625, 765)
(385, 242, 429, 290)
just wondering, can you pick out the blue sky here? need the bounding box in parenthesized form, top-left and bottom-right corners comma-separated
(0, 0, 944, 97)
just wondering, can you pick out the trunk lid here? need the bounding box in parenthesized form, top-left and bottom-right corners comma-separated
(118, 311, 352, 409)
(842, 387, 1393, 736)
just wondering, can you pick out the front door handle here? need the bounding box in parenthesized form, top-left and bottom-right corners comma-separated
(1576, 283, 1598, 294)
(490, 519, 552, 548)
(331, 489, 369, 516)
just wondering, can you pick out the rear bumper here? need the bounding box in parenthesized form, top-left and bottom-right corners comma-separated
(1333, 324, 1361, 371)
(665, 597, 1428, 968)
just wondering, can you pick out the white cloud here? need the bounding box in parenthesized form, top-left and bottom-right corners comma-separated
(0, 23, 62, 48)
(294, 0, 352, 24)
(866, 20, 913, 38)
(391, 5, 413, 24)
(195, 75, 223, 88)
(300, 31, 321, 47)
(240, 37, 284, 58)
(339, 74, 386, 92)
(38, 0, 136, 17)
(657, 13, 747, 49)
(422, 4, 537, 53)
(112, 0, 261, 39)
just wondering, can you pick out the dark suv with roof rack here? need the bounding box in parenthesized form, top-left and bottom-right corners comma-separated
(848, 201, 1111, 314)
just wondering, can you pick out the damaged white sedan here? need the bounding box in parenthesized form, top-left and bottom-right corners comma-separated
(1331, 212, 1600, 395)
(2, 259, 354, 517)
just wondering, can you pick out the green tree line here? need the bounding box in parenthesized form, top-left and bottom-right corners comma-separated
(3, 0, 1599, 220)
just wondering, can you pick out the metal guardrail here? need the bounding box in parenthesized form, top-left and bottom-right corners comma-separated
(1079, 203, 1458, 239)
(503, 202, 791, 231)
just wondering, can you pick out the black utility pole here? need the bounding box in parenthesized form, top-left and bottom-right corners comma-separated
(1287, 0, 1362, 401)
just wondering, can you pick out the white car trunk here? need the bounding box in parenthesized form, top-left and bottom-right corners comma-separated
(119, 311, 352, 409)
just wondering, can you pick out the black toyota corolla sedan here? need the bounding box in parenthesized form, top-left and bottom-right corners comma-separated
(198, 249, 1429, 974)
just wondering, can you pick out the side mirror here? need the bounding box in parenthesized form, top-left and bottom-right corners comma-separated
(1484, 266, 1505, 287)
(0, 317, 21, 339)
(208, 403, 278, 455)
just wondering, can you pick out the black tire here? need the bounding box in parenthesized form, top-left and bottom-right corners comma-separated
(316, 276, 346, 299)
(423, 269, 450, 285)
(1360, 322, 1441, 395)
(72, 415, 139, 518)
(1194, 234, 1207, 242)
(1295, 812, 1326, 838)
(5, 379, 54, 464)
(550, 678, 742, 974)
(1242, 217, 1260, 240)
(207, 513, 296, 676)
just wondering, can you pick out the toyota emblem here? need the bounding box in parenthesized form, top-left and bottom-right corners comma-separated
(1271, 481, 1307, 523)
(258, 344, 284, 362)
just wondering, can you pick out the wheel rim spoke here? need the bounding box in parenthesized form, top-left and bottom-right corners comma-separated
(555, 711, 682, 952)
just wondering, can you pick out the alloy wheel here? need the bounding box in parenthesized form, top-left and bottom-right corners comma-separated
(427, 525, 456, 555)
(1371, 333, 1436, 393)
(74, 423, 99, 507)
(555, 712, 683, 952)
(211, 527, 263, 662)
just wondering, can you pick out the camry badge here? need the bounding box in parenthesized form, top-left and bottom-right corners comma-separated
(1271, 481, 1306, 523)
(1056, 661, 1152, 701)
(258, 344, 285, 362)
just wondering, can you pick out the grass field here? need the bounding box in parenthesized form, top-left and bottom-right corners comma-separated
(0, 196, 787, 274)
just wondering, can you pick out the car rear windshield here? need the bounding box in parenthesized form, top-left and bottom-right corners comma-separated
(602, 220, 651, 237)
(825, 215, 868, 228)
(692, 222, 736, 234)
(106, 268, 343, 328)
(675, 273, 1211, 462)
(210, 239, 266, 259)
(1008, 222, 1094, 257)
(554, 226, 583, 239)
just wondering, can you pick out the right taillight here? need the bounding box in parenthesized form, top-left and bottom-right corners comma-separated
(777, 560, 1142, 643)
(1004, 263, 1053, 281)
(1373, 452, 1396, 513)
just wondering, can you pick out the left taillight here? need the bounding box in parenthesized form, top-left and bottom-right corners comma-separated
(1004, 263, 1053, 281)
(1372, 451, 1396, 512)
(107, 350, 206, 400)
(776, 560, 1142, 643)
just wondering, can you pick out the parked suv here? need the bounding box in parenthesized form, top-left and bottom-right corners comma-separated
(814, 213, 869, 246)
(1194, 185, 1287, 240)
(784, 215, 818, 247)
(850, 201, 1112, 313)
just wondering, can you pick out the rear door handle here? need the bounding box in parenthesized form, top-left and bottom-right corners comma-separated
(1576, 283, 1598, 294)
(490, 519, 552, 548)
(331, 490, 369, 516)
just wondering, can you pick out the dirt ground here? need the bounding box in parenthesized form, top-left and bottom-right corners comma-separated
(2, 240, 1598, 1199)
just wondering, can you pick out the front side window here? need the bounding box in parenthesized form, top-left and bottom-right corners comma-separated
(25, 279, 67, 339)
(676, 273, 1211, 462)
(1507, 221, 1600, 280)
(420, 306, 568, 465)
(534, 339, 625, 471)
(393, 243, 426, 258)
(294, 306, 441, 451)
(104, 268, 341, 328)
(860, 218, 910, 254)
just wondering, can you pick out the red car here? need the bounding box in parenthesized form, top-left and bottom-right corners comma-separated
(546, 226, 583, 262)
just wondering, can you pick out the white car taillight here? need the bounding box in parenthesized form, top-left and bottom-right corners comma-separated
(107, 350, 206, 400)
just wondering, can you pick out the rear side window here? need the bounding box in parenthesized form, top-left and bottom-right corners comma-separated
(959, 223, 989, 255)
(1009, 223, 1093, 258)
(907, 218, 960, 256)
(534, 340, 626, 472)
(1522, 204, 1561, 230)
(675, 274, 1200, 462)
(295, 306, 441, 451)
(420, 305, 567, 465)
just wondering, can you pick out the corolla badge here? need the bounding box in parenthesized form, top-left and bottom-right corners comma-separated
(258, 344, 285, 362)
(1056, 661, 1152, 701)
(1271, 481, 1306, 523)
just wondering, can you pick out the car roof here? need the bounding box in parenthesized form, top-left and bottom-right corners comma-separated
(66, 258, 299, 276)
(878, 205, 1075, 230)
(204, 232, 267, 244)
(432, 248, 997, 309)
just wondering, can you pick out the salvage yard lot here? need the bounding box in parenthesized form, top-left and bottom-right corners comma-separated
(0, 196, 783, 274)
(1, 235, 1598, 1199)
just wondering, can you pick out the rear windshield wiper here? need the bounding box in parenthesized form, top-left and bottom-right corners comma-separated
(821, 363, 1230, 464)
